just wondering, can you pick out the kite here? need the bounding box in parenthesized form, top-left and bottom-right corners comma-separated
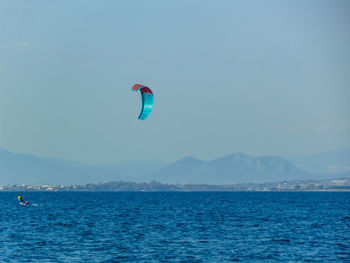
(131, 84, 154, 120)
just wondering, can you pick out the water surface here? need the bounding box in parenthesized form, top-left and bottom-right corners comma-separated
(0, 192, 349, 262)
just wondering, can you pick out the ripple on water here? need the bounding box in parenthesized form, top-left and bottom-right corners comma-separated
(0, 192, 349, 262)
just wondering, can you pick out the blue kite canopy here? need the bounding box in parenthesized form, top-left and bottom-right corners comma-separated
(131, 84, 154, 120)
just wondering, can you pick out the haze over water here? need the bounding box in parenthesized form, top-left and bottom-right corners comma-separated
(1, 192, 349, 262)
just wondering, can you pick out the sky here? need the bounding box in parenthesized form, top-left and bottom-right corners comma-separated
(0, 0, 349, 164)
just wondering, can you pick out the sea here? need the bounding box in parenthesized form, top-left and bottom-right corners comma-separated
(0, 192, 349, 262)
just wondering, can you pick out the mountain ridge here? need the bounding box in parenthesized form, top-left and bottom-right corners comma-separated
(147, 153, 309, 184)
(0, 148, 349, 185)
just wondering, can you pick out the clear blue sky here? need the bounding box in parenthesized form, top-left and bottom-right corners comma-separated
(0, 0, 349, 164)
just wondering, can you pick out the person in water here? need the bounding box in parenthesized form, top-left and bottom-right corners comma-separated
(18, 194, 26, 204)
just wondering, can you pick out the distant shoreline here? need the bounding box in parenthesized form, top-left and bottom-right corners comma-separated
(1, 179, 350, 192)
(1, 189, 350, 192)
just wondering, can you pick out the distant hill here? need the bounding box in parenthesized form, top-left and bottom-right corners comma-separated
(0, 148, 122, 185)
(0, 148, 166, 185)
(290, 149, 350, 174)
(147, 153, 312, 184)
(1, 148, 349, 185)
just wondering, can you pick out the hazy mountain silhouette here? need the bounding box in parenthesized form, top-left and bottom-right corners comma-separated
(290, 149, 350, 174)
(147, 153, 311, 184)
(0, 148, 123, 185)
(0, 148, 166, 185)
(0, 148, 349, 185)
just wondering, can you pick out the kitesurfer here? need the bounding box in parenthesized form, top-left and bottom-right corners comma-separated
(18, 194, 24, 202)
(18, 194, 27, 205)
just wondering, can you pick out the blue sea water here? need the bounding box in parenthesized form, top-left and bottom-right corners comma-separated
(0, 192, 349, 262)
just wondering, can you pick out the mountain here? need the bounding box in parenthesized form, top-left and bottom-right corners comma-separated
(0, 148, 122, 185)
(1, 147, 349, 185)
(142, 156, 204, 183)
(148, 153, 328, 184)
(290, 149, 350, 174)
(0, 148, 166, 185)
